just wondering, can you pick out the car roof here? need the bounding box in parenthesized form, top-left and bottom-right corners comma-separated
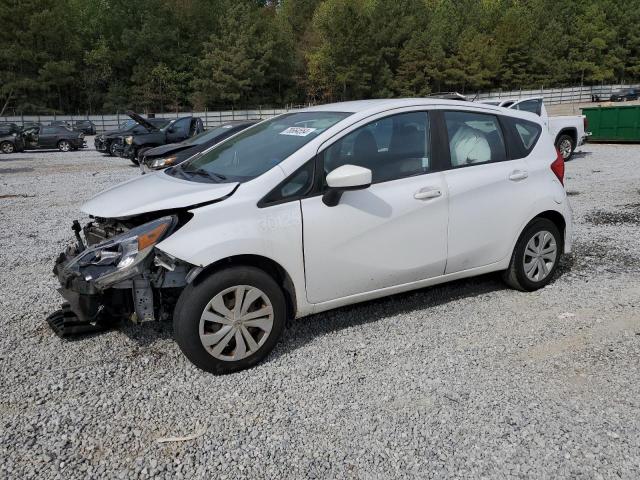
(479, 96, 543, 104)
(297, 98, 508, 115)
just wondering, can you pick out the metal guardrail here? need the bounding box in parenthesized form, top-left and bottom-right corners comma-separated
(0, 107, 301, 134)
(473, 84, 640, 105)
(2, 84, 639, 131)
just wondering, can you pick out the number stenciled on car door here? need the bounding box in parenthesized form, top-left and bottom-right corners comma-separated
(441, 110, 533, 274)
(300, 110, 449, 304)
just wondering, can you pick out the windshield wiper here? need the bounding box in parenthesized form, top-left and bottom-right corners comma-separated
(184, 168, 227, 182)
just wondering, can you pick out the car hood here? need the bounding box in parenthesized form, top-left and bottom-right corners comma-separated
(144, 142, 191, 159)
(127, 111, 160, 132)
(81, 171, 238, 218)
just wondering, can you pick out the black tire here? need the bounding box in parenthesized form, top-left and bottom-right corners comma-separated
(555, 134, 575, 161)
(57, 140, 71, 152)
(108, 142, 118, 156)
(503, 218, 562, 292)
(0, 141, 15, 154)
(173, 266, 287, 374)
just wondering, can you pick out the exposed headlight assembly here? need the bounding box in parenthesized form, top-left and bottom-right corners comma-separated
(125, 135, 134, 145)
(65, 216, 176, 289)
(150, 155, 177, 169)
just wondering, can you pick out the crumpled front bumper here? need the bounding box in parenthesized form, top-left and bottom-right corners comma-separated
(53, 246, 106, 324)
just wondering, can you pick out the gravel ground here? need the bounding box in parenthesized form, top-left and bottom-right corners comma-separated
(1, 141, 639, 479)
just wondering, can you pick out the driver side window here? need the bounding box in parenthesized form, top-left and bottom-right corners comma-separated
(322, 112, 431, 185)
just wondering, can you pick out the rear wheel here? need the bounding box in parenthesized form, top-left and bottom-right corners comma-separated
(503, 218, 562, 291)
(57, 140, 71, 152)
(0, 141, 15, 154)
(555, 134, 575, 161)
(173, 266, 286, 374)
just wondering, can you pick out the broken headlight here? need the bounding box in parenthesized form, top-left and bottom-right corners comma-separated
(65, 216, 176, 288)
(124, 135, 134, 145)
(150, 155, 177, 169)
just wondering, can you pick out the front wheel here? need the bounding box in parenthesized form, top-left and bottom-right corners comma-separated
(503, 218, 562, 291)
(555, 134, 575, 161)
(108, 142, 118, 156)
(57, 140, 71, 152)
(0, 141, 15, 154)
(173, 266, 286, 374)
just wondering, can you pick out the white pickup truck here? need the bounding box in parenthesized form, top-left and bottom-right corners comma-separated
(478, 96, 589, 160)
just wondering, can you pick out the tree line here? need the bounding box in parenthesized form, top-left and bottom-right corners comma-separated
(1, 0, 639, 115)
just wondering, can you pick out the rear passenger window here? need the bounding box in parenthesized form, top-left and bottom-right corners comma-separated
(444, 111, 506, 167)
(501, 116, 542, 159)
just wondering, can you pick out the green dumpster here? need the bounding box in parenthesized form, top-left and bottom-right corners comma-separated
(582, 105, 640, 142)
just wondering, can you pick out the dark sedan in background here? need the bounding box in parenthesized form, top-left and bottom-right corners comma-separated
(140, 120, 255, 173)
(609, 88, 639, 102)
(23, 125, 86, 151)
(0, 123, 25, 154)
(73, 120, 97, 135)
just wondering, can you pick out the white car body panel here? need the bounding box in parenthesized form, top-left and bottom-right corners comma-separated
(87, 98, 572, 319)
(301, 172, 448, 303)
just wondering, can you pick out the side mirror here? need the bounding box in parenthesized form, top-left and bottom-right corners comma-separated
(322, 164, 372, 207)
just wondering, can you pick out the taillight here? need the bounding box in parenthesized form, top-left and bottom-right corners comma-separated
(551, 148, 565, 186)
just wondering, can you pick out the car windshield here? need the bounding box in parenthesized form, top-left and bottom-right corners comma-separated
(171, 112, 350, 182)
(120, 120, 137, 129)
(184, 124, 245, 146)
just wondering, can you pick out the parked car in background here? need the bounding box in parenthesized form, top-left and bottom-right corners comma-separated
(609, 88, 639, 102)
(22, 125, 86, 152)
(73, 120, 97, 135)
(51, 99, 572, 373)
(0, 123, 25, 154)
(48, 120, 73, 129)
(478, 96, 589, 160)
(140, 120, 256, 173)
(95, 117, 170, 156)
(115, 112, 204, 164)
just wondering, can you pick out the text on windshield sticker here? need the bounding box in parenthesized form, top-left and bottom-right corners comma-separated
(279, 127, 317, 137)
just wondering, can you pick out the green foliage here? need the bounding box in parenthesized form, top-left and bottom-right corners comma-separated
(1, 0, 639, 113)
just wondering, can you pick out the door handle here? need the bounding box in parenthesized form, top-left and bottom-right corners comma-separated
(414, 188, 442, 200)
(508, 170, 529, 181)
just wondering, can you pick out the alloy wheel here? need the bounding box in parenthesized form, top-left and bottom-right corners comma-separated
(59, 140, 71, 152)
(558, 138, 572, 160)
(198, 285, 274, 362)
(523, 230, 557, 282)
(1, 142, 14, 153)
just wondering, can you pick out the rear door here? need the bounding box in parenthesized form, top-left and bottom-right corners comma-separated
(441, 110, 531, 273)
(301, 110, 449, 304)
(39, 127, 57, 148)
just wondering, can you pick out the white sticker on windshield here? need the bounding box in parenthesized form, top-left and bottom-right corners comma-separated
(279, 127, 317, 137)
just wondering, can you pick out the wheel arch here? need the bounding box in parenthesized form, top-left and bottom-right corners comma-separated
(522, 209, 567, 254)
(192, 254, 298, 320)
(555, 128, 577, 146)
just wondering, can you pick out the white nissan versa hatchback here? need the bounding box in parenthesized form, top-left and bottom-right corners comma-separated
(50, 99, 572, 373)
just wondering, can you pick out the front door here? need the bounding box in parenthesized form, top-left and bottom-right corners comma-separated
(166, 117, 192, 143)
(301, 111, 449, 304)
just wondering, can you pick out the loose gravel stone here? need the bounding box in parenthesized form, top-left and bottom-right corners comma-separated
(0, 142, 639, 479)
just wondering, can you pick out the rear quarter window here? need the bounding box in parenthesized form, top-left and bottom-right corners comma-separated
(501, 116, 542, 159)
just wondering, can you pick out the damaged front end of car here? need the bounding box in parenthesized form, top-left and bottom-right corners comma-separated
(49, 214, 196, 336)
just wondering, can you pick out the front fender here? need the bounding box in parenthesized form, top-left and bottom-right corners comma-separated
(155, 193, 309, 315)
